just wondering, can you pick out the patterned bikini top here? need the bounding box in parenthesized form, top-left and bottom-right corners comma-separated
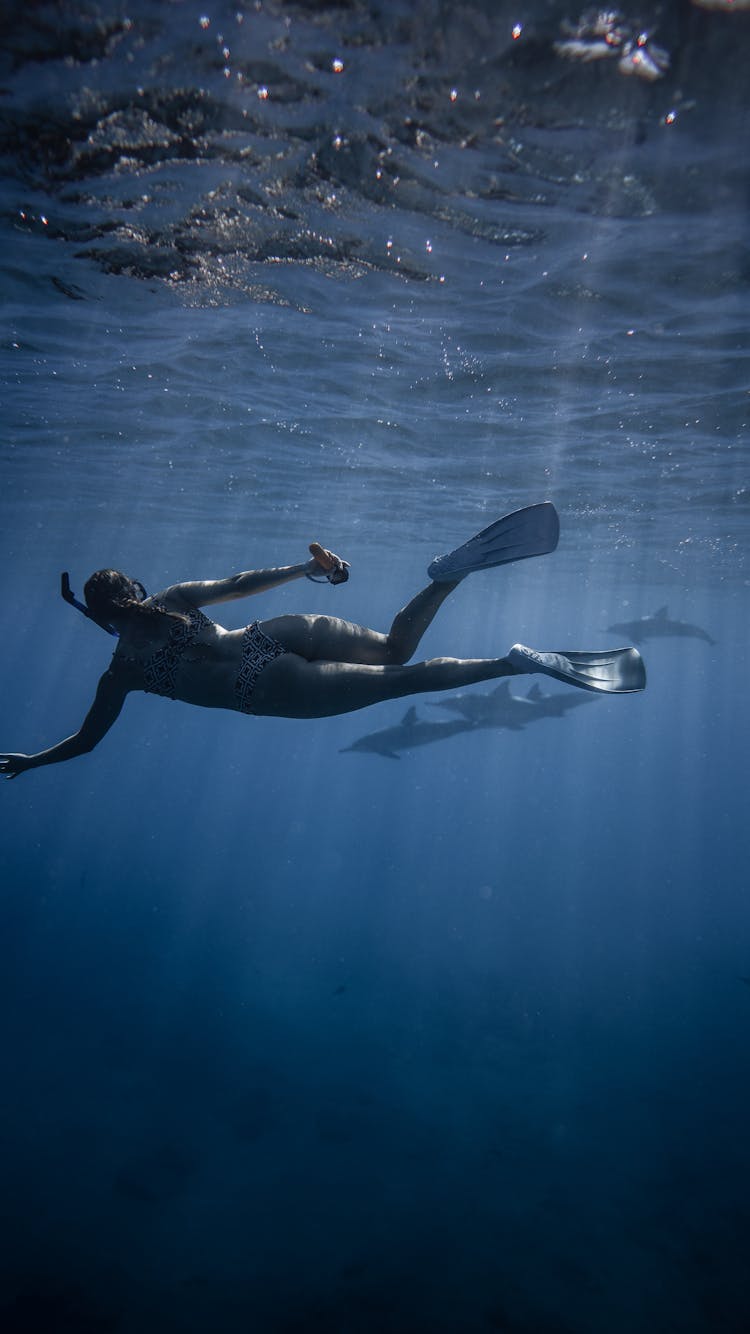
(142, 603, 214, 699)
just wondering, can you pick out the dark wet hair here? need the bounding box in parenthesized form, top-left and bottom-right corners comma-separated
(84, 569, 185, 629)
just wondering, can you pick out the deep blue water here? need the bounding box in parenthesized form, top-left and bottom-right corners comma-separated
(1, 2, 749, 1331)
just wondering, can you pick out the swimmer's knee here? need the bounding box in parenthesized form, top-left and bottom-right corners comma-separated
(382, 641, 410, 666)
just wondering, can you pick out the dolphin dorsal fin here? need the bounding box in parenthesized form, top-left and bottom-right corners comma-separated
(491, 682, 511, 697)
(527, 683, 544, 701)
(654, 605, 668, 619)
(401, 706, 418, 726)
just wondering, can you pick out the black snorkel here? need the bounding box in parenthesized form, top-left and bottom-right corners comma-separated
(61, 572, 119, 637)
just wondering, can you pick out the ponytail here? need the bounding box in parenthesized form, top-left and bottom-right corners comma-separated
(84, 570, 188, 628)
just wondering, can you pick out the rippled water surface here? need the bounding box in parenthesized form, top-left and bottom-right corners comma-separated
(1, 2, 749, 1331)
(3, 0, 748, 573)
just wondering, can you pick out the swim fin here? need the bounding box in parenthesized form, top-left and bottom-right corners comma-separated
(507, 644, 646, 693)
(428, 503, 560, 582)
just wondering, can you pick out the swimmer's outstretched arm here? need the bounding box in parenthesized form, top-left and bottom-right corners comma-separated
(1, 669, 129, 779)
(160, 545, 347, 609)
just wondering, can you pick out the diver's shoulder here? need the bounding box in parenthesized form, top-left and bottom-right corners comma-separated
(144, 584, 185, 611)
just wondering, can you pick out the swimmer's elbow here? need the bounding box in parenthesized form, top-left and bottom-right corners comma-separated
(78, 676, 129, 751)
(72, 726, 103, 756)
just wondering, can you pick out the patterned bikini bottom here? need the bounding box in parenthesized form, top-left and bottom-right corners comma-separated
(235, 621, 287, 714)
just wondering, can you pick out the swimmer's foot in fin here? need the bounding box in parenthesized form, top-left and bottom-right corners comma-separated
(507, 644, 646, 693)
(428, 503, 560, 582)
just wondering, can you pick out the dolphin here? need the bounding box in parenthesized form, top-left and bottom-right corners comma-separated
(427, 681, 526, 729)
(519, 681, 598, 720)
(427, 680, 596, 729)
(340, 705, 474, 759)
(606, 605, 716, 645)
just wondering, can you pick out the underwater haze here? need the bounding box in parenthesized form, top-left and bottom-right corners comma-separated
(1, 1, 749, 1330)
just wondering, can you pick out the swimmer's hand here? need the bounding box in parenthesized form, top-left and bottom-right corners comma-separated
(0, 753, 33, 780)
(308, 543, 350, 585)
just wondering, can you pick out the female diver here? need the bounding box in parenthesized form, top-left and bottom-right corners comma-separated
(0, 504, 645, 779)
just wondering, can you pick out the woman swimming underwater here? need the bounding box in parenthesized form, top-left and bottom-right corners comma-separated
(0, 504, 645, 779)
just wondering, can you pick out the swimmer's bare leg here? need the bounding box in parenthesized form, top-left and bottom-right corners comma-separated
(384, 580, 461, 663)
(251, 650, 513, 719)
(261, 580, 460, 667)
